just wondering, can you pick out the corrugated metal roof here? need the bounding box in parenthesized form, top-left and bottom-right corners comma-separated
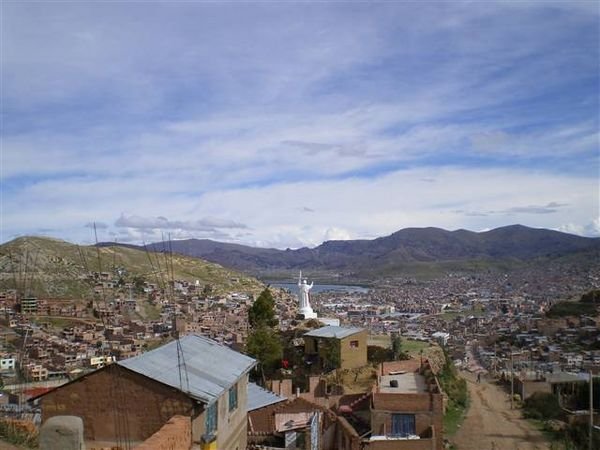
(118, 334, 256, 404)
(304, 325, 364, 339)
(247, 382, 286, 411)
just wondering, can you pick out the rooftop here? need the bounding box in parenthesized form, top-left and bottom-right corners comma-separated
(118, 334, 256, 404)
(247, 382, 286, 411)
(378, 372, 427, 394)
(304, 326, 364, 339)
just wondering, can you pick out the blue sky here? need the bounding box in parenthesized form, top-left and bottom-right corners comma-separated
(2, 1, 599, 248)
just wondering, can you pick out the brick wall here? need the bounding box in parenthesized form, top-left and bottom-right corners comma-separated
(40, 364, 198, 442)
(370, 393, 443, 450)
(134, 415, 191, 450)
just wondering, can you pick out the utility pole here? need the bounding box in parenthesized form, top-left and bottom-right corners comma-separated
(590, 370, 594, 450)
(510, 352, 514, 410)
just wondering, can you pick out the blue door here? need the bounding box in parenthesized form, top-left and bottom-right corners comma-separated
(391, 414, 415, 437)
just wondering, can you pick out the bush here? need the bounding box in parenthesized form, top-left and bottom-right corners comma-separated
(367, 345, 393, 365)
(0, 419, 38, 448)
(523, 392, 563, 420)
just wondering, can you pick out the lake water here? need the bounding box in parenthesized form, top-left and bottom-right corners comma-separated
(268, 282, 370, 294)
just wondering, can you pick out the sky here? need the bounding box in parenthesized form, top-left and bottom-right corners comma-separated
(1, 1, 599, 249)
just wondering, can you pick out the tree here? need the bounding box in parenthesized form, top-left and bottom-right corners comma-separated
(391, 333, 409, 360)
(246, 327, 283, 384)
(322, 339, 341, 370)
(201, 284, 213, 299)
(132, 276, 146, 294)
(248, 288, 277, 328)
(367, 345, 393, 365)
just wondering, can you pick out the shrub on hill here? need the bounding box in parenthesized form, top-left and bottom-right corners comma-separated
(546, 301, 596, 318)
(581, 289, 600, 304)
(523, 392, 563, 420)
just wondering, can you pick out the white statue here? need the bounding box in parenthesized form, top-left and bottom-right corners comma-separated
(297, 271, 317, 319)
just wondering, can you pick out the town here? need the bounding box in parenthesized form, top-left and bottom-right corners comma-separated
(0, 251, 598, 450)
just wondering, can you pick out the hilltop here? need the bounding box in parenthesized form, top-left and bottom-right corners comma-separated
(0, 236, 264, 299)
(115, 225, 600, 279)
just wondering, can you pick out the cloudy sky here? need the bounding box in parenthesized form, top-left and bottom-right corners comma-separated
(2, 1, 599, 248)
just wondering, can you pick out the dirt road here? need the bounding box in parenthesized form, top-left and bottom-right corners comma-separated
(450, 371, 550, 450)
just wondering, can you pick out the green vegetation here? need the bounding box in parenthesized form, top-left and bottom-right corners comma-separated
(545, 289, 600, 318)
(31, 316, 87, 329)
(0, 419, 38, 449)
(0, 236, 264, 299)
(438, 349, 468, 436)
(321, 338, 341, 370)
(248, 288, 277, 328)
(367, 345, 393, 365)
(523, 389, 600, 449)
(391, 333, 410, 360)
(142, 302, 161, 321)
(523, 392, 563, 420)
(368, 334, 429, 355)
(402, 339, 430, 356)
(246, 288, 282, 383)
(246, 327, 283, 380)
(546, 301, 597, 318)
(368, 334, 410, 364)
(581, 289, 600, 304)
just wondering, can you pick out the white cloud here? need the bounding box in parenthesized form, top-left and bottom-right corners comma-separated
(2, 2, 598, 248)
(114, 214, 247, 231)
(324, 227, 353, 242)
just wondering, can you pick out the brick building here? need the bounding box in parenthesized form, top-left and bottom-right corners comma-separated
(336, 359, 444, 450)
(35, 334, 256, 450)
(304, 326, 367, 370)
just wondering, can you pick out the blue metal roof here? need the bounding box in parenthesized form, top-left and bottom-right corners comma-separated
(118, 334, 256, 404)
(304, 325, 364, 339)
(247, 382, 286, 411)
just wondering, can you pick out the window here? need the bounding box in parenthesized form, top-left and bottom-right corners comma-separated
(205, 401, 218, 434)
(391, 414, 415, 437)
(350, 340, 359, 348)
(229, 383, 238, 412)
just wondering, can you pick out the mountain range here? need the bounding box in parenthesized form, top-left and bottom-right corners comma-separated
(102, 225, 600, 279)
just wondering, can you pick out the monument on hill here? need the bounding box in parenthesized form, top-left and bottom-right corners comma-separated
(298, 271, 318, 319)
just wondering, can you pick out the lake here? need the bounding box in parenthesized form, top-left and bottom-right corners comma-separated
(267, 282, 370, 294)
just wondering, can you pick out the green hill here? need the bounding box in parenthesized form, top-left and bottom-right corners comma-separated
(0, 236, 264, 299)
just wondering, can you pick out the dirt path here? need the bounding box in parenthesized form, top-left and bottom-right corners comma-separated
(451, 371, 551, 450)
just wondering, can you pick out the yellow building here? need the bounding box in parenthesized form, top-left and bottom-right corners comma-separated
(304, 326, 367, 370)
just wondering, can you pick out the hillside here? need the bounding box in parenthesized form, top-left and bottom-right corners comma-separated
(0, 236, 264, 298)
(117, 225, 600, 278)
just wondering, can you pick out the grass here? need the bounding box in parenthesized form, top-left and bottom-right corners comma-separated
(403, 339, 431, 356)
(368, 335, 431, 357)
(444, 398, 468, 436)
(439, 348, 469, 438)
(0, 236, 265, 299)
(142, 302, 161, 321)
(31, 316, 91, 329)
(367, 334, 391, 348)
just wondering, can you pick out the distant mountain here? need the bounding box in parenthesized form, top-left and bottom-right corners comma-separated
(0, 236, 264, 298)
(105, 225, 600, 278)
